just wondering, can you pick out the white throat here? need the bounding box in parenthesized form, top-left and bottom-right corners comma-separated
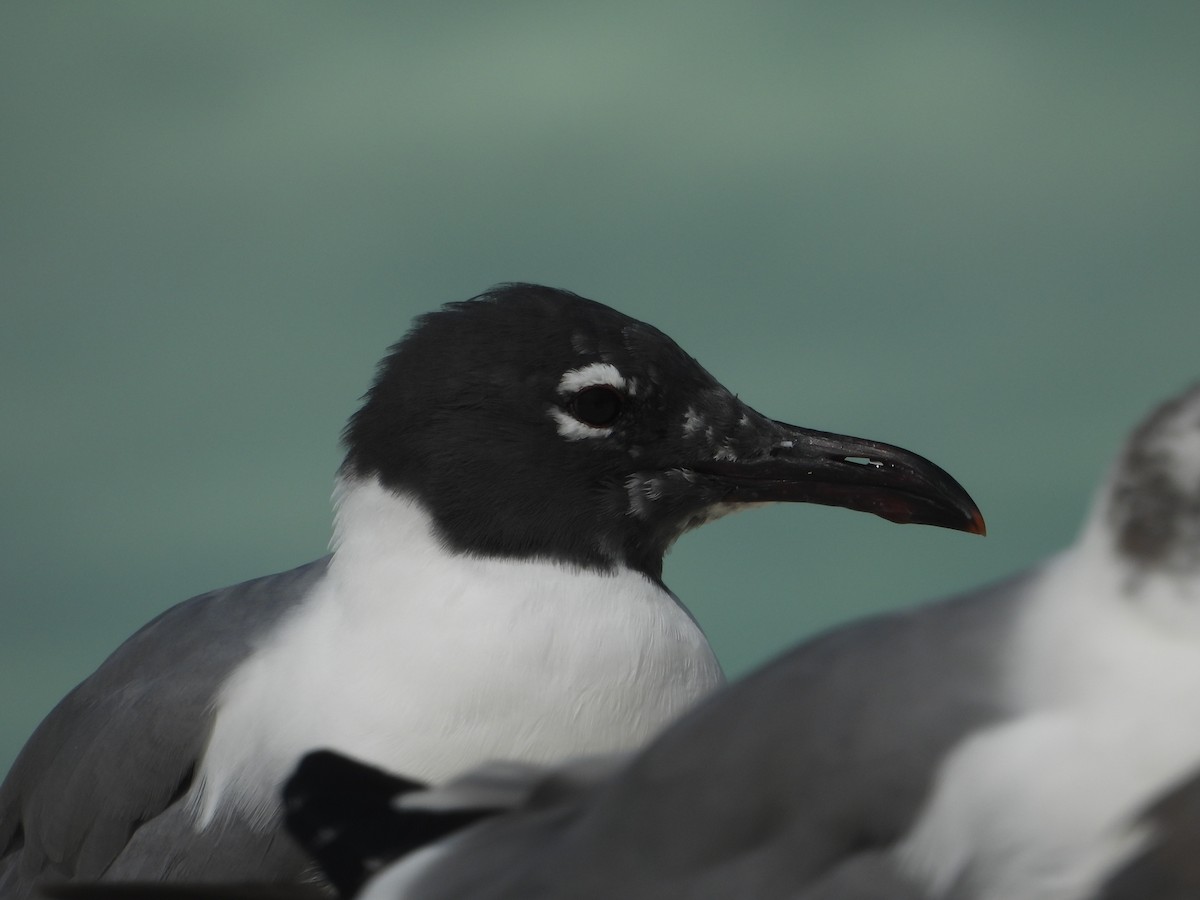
(189, 475, 724, 828)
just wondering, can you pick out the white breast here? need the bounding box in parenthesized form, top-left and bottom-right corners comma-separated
(189, 476, 724, 827)
(897, 532, 1200, 900)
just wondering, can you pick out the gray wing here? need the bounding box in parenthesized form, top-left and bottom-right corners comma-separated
(0, 557, 331, 897)
(1093, 767, 1200, 900)
(402, 570, 1036, 899)
(41, 884, 325, 900)
(399, 754, 627, 814)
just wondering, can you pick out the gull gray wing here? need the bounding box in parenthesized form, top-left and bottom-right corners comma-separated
(394, 569, 1035, 899)
(40, 885, 324, 900)
(0, 558, 330, 897)
(1094, 768, 1200, 900)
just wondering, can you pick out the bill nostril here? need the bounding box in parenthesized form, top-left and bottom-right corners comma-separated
(844, 456, 886, 469)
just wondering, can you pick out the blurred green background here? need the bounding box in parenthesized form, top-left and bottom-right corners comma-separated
(2, 2, 1198, 773)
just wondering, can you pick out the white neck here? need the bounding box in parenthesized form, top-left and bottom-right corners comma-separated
(189, 475, 724, 828)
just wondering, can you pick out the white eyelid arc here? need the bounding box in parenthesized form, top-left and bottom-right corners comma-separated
(550, 408, 613, 441)
(557, 363, 627, 396)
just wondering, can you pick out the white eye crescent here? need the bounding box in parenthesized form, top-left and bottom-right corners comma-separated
(550, 363, 629, 440)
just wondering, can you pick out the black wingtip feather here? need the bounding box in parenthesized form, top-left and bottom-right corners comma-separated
(283, 750, 497, 898)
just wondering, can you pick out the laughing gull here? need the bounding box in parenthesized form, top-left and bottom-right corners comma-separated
(0, 283, 983, 897)
(268, 380, 1200, 900)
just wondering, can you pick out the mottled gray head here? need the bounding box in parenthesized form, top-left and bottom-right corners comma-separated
(1107, 383, 1200, 578)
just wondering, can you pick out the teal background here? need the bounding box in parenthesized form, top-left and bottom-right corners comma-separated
(2, 3, 1198, 773)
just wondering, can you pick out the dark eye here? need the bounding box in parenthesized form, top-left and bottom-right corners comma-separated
(571, 385, 624, 427)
